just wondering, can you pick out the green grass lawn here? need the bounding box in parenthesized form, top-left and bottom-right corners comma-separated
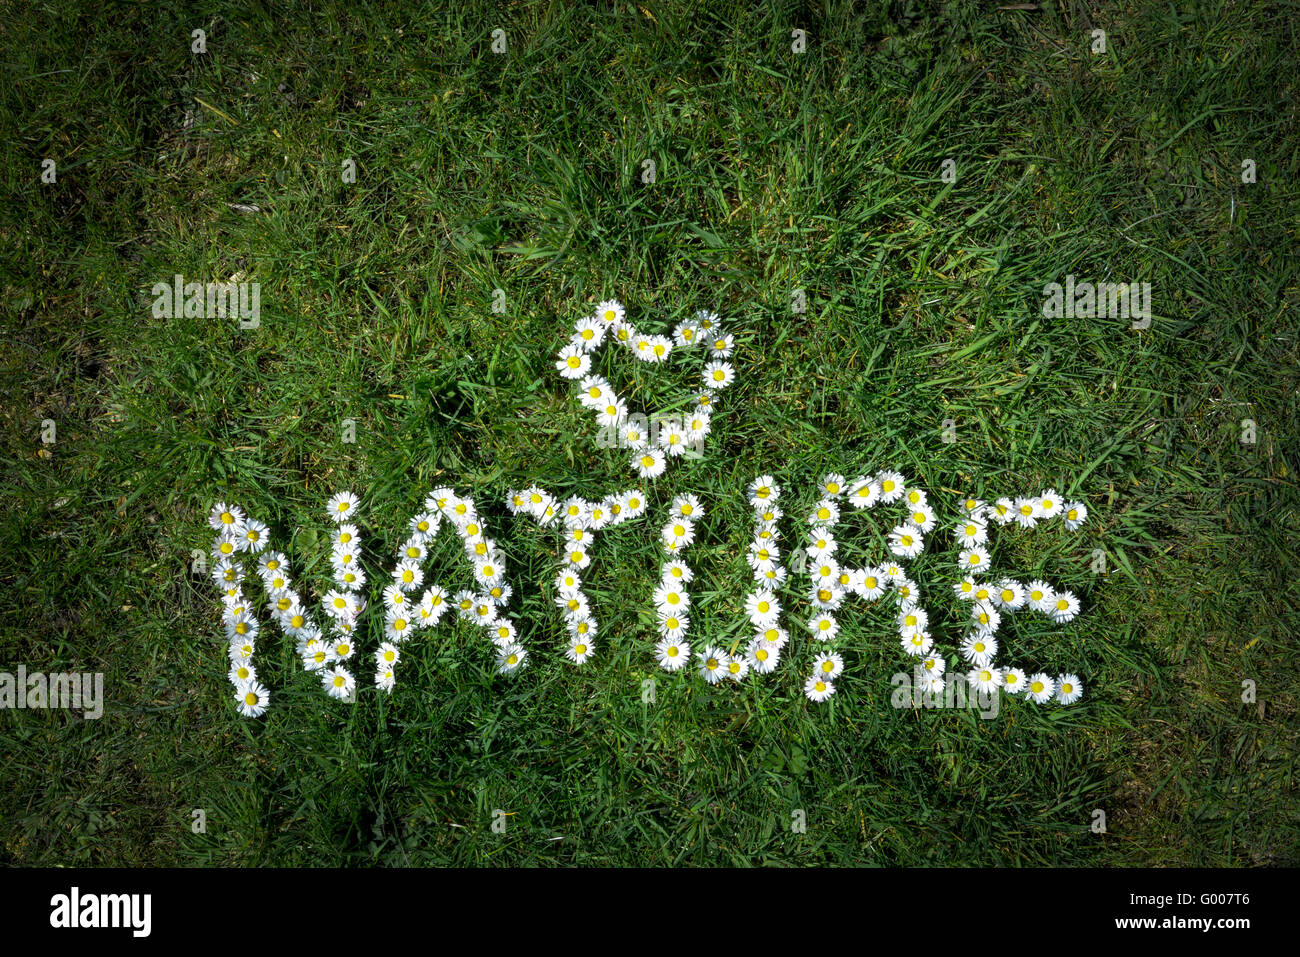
(2, 0, 1297, 866)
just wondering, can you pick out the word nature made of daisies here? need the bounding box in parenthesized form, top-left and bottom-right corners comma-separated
(208, 300, 1088, 718)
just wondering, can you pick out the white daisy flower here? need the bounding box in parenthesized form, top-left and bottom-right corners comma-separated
(418, 585, 449, 623)
(702, 360, 735, 390)
(960, 496, 987, 518)
(323, 666, 355, 700)
(596, 398, 628, 428)
(819, 473, 847, 498)
(490, 620, 517, 646)
(471, 599, 496, 626)
(228, 661, 257, 686)
(808, 614, 839, 641)
(375, 668, 397, 693)
(1049, 590, 1080, 623)
(301, 639, 331, 671)
(238, 518, 269, 552)
(330, 636, 356, 662)
(898, 607, 929, 635)
(951, 576, 976, 602)
(708, 333, 735, 358)
(1026, 673, 1056, 704)
(256, 550, 286, 577)
(1055, 673, 1083, 704)
(960, 633, 998, 667)
(953, 518, 988, 547)
(496, 643, 527, 674)
(756, 625, 788, 648)
(209, 502, 246, 534)
(213, 559, 243, 588)
(576, 375, 613, 409)
(224, 611, 259, 642)
(746, 543, 778, 575)
(572, 316, 606, 350)
(684, 411, 712, 443)
(394, 560, 424, 592)
(1038, 489, 1063, 519)
(992, 580, 1025, 610)
(621, 491, 648, 520)
(808, 584, 844, 612)
(920, 654, 946, 678)
(661, 560, 694, 584)
(758, 565, 788, 588)
(967, 667, 1002, 694)
(586, 503, 611, 530)
(610, 320, 635, 347)
(656, 638, 691, 670)
(876, 471, 905, 503)
(382, 583, 408, 610)
(813, 652, 844, 680)
(858, 569, 886, 601)
(746, 639, 779, 674)
(901, 630, 933, 656)
(971, 602, 1001, 635)
(1026, 580, 1056, 614)
(894, 577, 919, 606)
(657, 612, 690, 641)
(424, 486, 455, 512)
(595, 299, 625, 326)
(658, 420, 690, 457)
(1001, 667, 1027, 694)
(385, 611, 415, 642)
(652, 582, 690, 615)
(806, 530, 837, 560)
(672, 321, 699, 347)
(565, 637, 595, 664)
(804, 676, 836, 703)
(662, 518, 696, 550)
(375, 642, 401, 669)
(808, 500, 840, 527)
(918, 671, 947, 696)
(235, 681, 270, 717)
(699, 646, 728, 684)
(619, 420, 650, 450)
(211, 532, 241, 561)
(747, 475, 778, 507)
(846, 476, 881, 509)
(744, 589, 780, 626)
(445, 496, 477, 524)
(725, 655, 750, 681)
(1062, 501, 1088, 530)
(633, 448, 668, 479)
(1013, 496, 1040, 528)
(888, 525, 924, 559)
(563, 545, 591, 570)
(326, 492, 359, 522)
(280, 606, 310, 637)
(958, 546, 991, 574)
(810, 558, 840, 588)
(990, 497, 1015, 524)
(646, 335, 674, 363)
(630, 333, 654, 361)
(555, 569, 583, 595)
(556, 343, 591, 379)
(904, 503, 936, 534)
(555, 592, 589, 619)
